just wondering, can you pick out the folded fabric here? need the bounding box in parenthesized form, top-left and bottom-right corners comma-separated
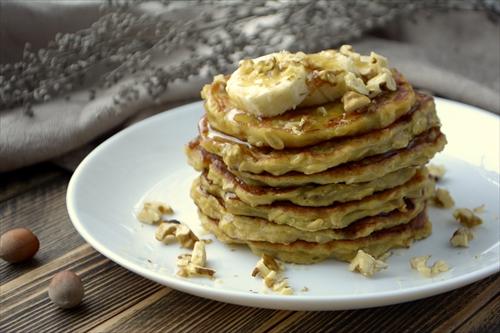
(0, 4, 498, 172)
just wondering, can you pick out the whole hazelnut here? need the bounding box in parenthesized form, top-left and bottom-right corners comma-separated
(48, 271, 84, 309)
(0, 228, 40, 263)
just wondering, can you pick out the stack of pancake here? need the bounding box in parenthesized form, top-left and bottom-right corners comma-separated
(186, 48, 446, 264)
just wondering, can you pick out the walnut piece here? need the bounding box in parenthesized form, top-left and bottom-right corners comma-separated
(154, 221, 199, 248)
(177, 241, 215, 278)
(137, 201, 173, 224)
(349, 250, 388, 277)
(433, 188, 455, 208)
(175, 224, 199, 249)
(342, 91, 371, 113)
(450, 227, 474, 247)
(155, 222, 178, 244)
(344, 72, 369, 95)
(252, 253, 282, 277)
(453, 208, 483, 228)
(410, 255, 449, 278)
(252, 254, 293, 295)
(428, 164, 446, 181)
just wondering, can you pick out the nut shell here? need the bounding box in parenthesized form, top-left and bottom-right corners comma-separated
(48, 271, 84, 309)
(0, 228, 39, 263)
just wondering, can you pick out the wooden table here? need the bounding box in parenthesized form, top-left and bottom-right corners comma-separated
(1, 164, 498, 333)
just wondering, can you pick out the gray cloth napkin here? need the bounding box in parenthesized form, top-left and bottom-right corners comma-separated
(1, 4, 499, 173)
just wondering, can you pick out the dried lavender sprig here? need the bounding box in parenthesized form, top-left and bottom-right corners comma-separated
(1, 0, 496, 116)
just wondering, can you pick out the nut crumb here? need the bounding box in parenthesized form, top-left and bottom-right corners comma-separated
(473, 204, 485, 214)
(137, 201, 173, 224)
(453, 208, 482, 228)
(342, 91, 371, 113)
(349, 250, 388, 277)
(428, 164, 446, 181)
(155, 222, 199, 248)
(433, 188, 455, 208)
(450, 227, 474, 247)
(155, 222, 178, 244)
(410, 255, 449, 278)
(301, 286, 309, 292)
(177, 241, 215, 278)
(175, 224, 199, 249)
(252, 254, 293, 295)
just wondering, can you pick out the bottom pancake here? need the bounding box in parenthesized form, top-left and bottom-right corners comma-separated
(199, 210, 432, 264)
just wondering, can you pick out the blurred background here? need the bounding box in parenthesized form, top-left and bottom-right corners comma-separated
(1, 0, 499, 172)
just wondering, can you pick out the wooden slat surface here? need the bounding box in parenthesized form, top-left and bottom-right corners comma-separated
(0, 165, 499, 333)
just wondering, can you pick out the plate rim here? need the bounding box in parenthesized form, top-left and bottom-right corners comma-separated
(66, 97, 500, 311)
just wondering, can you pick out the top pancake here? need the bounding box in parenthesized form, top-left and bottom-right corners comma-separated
(197, 94, 438, 175)
(202, 71, 416, 149)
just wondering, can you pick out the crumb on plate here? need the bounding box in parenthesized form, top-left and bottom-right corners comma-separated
(137, 201, 173, 224)
(177, 241, 215, 278)
(453, 208, 482, 228)
(349, 250, 388, 277)
(450, 227, 474, 247)
(410, 255, 449, 278)
(433, 188, 455, 208)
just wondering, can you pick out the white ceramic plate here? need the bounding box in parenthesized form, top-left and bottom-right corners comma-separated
(67, 97, 500, 311)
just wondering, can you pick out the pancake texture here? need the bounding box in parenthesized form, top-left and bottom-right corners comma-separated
(203, 71, 416, 149)
(199, 210, 432, 264)
(198, 94, 438, 175)
(192, 168, 433, 231)
(193, 183, 428, 243)
(186, 47, 446, 264)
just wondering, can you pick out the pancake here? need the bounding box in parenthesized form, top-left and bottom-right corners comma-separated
(194, 185, 426, 243)
(203, 71, 416, 149)
(201, 155, 422, 207)
(199, 209, 432, 264)
(192, 168, 434, 231)
(198, 94, 439, 175)
(187, 128, 446, 188)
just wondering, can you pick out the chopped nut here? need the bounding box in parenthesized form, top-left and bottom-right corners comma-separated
(344, 72, 369, 95)
(301, 286, 309, 292)
(252, 254, 293, 295)
(349, 250, 388, 277)
(428, 164, 446, 181)
(450, 227, 474, 247)
(264, 270, 278, 288)
(272, 279, 293, 295)
(155, 222, 178, 244)
(473, 204, 485, 214)
(342, 91, 371, 113)
(177, 253, 192, 267)
(175, 224, 199, 249)
(155, 221, 199, 248)
(137, 201, 173, 224)
(453, 208, 482, 228)
(433, 188, 455, 208)
(317, 69, 337, 84)
(262, 253, 281, 272)
(366, 68, 396, 96)
(176, 241, 215, 278)
(410, 255, 449, 278)
(191, 241, 206, 266)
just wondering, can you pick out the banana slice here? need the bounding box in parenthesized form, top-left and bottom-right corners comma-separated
(225, 47, 397, 117)
(226, 52, 309, 117)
